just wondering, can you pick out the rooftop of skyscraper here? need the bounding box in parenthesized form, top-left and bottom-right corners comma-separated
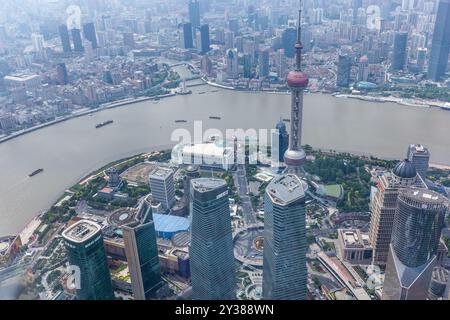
(62, 219, 101, 243)
(400, 188, 449, 207)
(191, 178, 226, 193)
(266, 174, 305, 206)
(149, 167, 173, 179)
(409, 144, 430, 155)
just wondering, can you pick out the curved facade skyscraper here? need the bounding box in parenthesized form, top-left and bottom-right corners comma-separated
(189, 178, 235, 300)
(382, 189, 449, 300)
(391, 189, 447, 268)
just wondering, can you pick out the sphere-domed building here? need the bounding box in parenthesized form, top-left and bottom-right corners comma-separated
(392, 159, 418, 187)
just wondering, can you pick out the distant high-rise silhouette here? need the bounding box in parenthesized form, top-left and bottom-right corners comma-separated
(182, 22, 194, 49)
(226, 48, 239, 79)
(428, 0, 450, 81)
(189, 0, 201, 29)
(271, 119, 289, 164)
(58, 25, 71, 53)
(200, 24, 210, 54)
(189, 178, 235, 300)
(337, 54, 352, 87)
(83, 22, 98, 49)
(282, 28, 296, 58)
(392, 32, 408, 71)
(123, 32, 135, 48)
(258, 47, 270, 77)
(71, 28, 84, 52)
(56, 63, 68, 85)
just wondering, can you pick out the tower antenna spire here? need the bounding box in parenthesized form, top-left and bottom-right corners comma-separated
(295, 0, 303, 71)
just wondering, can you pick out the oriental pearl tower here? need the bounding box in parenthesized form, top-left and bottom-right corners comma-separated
(284, 0, 309, 177)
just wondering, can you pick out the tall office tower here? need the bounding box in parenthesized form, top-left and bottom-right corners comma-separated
(149, 167, 176, 212)
(282, 27, 296, 58)
(369, 159, 427, 268)
(243, 54, 252, 78)
(258, 47, 270, 77)
(271, 119, 289, 164)
(189, 0, 201, 29)
(189, 178, 235, 300)
(31, 33, 44, 52)
(336, 54, 352, 87)
(62, 220, 114, 300)
(352, 0, 363, 23)
(56, 63, 68, 85)
(200, 24, 210, 54)
(391, 32, 408, 71)
(224, 30, 234, 49)
(71, 28, 84, 52)
(357, 55, 369, 82)
(382, 189, 448, 300)
(283, 4, 309, 176)
(276, 49, 287, 79)
(228, 19, 240, 35)
(58, 25, 72, 53)
(122, 196, 163, 300)
(263, 174, 307, 300)
(428, 0, 450, 81)
(407, 144, 430, 179)
(83, 22, 98, 49)
(417, 48, 427, 70)
(226, 48, 239, 79)
(182, 23, 194, 49)
(123, 32, 135, 48)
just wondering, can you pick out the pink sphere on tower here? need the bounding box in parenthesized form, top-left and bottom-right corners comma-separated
(287, 70, 309, 89)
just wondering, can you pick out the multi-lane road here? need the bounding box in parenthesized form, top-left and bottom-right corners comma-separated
(234, 164, 257, 225)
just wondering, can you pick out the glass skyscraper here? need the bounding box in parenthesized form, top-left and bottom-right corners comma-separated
(62, 220, 114, 300)
(336, 54, 351, 87)
(263, 174, 307, 300)
(71, 28, 84, 52)
(382, 189, 449, 300)
(189, 178, 236, 300)
(82, 22, 98, 49)
(200, 24, 210, 54)
(392, 32, 408, 71)
(122, 196, 163, 300)
(188, 0, 201, 29)
(182, 23, 194, 49)
(427, 0, 450, 81)
(58, 25, 71, 53)
(271, 120, 289, 164)
(282, 28, 296, 58)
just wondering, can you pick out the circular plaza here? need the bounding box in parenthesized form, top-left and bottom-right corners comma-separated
(233, 224, 264, 268)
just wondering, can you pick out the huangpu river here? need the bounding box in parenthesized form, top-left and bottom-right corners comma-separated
(1, 87, 450, 235)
